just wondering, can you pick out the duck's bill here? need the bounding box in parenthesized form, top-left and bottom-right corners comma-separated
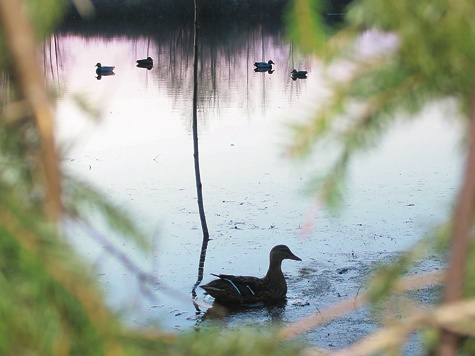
(289, 254, 302, 261)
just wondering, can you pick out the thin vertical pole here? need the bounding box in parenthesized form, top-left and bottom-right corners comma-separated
(191, 0, 210, 299)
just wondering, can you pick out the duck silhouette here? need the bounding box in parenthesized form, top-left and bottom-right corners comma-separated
(254, 60, 275, 69)
(136, 57, 153, 69)
(95, 63, 115, 79)
(200, 245, 301, 305)
(291, 69, 307, 80)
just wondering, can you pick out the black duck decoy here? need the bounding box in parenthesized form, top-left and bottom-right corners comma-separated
(254, 60, 275, 69)
(95, 63, 115, 79)
(136, 56, 153, 69)
(95, 63, 115, 75)
(291, 69, 308, 80)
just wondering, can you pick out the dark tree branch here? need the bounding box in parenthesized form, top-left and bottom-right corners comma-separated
(0, 0, 62, 221)
(437, 86, 475, 355)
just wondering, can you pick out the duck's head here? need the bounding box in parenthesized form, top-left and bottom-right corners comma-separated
(270, 245, 301, 262)
(291, 69, 297, 74)
(268, 60, 275, 65)
(96, 63, 102, 68)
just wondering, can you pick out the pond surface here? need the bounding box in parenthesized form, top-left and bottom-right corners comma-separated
(48, 20, 461, 352)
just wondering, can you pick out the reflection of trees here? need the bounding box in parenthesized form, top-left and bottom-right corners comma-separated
(46, 18, 313, 126)
(43, 34, 62, 87)
(70, 0, 290, 22)
(149, 22, 311, 122)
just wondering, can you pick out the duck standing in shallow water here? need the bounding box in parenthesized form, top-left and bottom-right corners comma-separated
(136, 57, 153, 69)
(200, 245, 301, 304)
(95, 63, 115, 79)
(254, 60, 275, 69)
(291, 69, 308, 80)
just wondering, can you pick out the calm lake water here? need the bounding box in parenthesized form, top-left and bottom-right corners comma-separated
(47, 20, 461, 351)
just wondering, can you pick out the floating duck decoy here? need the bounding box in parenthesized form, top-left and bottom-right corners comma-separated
(136, 56, 154, 69)
(95, 63, 115, 79)
(254, 60, 275, 69)
(291, 69, 308, 80)
(136, 56, 153, 65)
(200, 245, 301, 304)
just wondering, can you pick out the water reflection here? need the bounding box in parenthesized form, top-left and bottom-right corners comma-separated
(191, 241, 209, 306)
(254, 67, 274, 74)
(197, 299, 287, 324)
(46, 19, 312, 119)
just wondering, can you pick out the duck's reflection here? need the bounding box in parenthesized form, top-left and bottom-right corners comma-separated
(95, 73, 115, 80)
(196, 298, 287, 323)
(254, 67, 274, 74)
